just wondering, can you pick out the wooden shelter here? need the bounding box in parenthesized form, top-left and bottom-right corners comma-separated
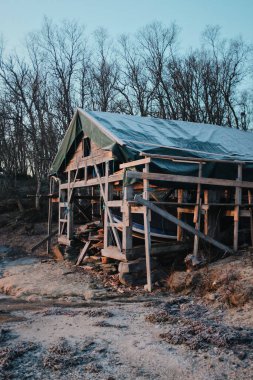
(48, 108, 253, 290)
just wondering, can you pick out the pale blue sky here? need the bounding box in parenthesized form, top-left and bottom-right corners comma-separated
(0, 0, 253, 53)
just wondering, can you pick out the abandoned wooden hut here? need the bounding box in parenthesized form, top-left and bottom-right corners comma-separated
(49, 108, 253, 290)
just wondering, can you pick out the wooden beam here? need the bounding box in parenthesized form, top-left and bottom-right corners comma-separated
(101, 246, 126, 261)
(122, 185, 133, 258)
(58, 235, 72, 246)
(126, 171, 253, 189)
(177, 189, 183, 241)
(134, 195, 234, 254)
(60, 173, 123, 190)
(65, 151, 114, 172)
(31, 230, 58, 252)
(143, 163, 152, 292)
(67, 171, 73, 240)
(119, 157, 151, 169)
(76, 241, 91, 266)
(139, 152, 251, 165)
(107, 200, 122, 207)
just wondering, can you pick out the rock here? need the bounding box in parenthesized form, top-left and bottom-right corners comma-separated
(118, 258, 157, 274)
(119, 270, 161, 286)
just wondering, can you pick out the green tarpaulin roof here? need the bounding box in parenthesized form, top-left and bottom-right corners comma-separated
(50, 108, 253, 180)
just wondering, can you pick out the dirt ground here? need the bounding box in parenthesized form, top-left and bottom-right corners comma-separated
(0, 211, 253, 379)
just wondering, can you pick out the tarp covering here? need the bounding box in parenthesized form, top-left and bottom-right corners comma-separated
(50, 109, 253, 180)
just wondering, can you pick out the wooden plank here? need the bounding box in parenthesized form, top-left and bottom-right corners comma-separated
(108, 222, 123, 228)
(130, 206, 145, 214)
(139, 152, 251, 165)
(101, 246, 126, 261)
(31, 230, 58, 252)
(177, 207, 194, 214)
(107, 200, 122, 207)
(126, 171, 253, 189)
(65, 151, 114, 172)
(177, 189, 183, 241)
(119, 157, 151, 169)
(134, 195, 234, 254)
(122, 185, 133, 257)
(58, 235, 72, 246)
(225, 210, 235, 217)
(67, 171, 73, 240)
(204, 190, 209, 235)
(60, 173, 123, 190)
(76, 241, 91, 266)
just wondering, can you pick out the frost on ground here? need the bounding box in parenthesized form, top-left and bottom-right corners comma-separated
(0, 218, 253, 379)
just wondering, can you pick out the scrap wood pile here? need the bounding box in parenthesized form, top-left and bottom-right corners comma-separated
(75, 221, 104, 264)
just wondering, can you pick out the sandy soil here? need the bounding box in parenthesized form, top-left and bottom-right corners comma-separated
(0, 213, 253, 379)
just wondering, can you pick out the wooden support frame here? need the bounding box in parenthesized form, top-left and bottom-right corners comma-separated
(134, 195, 234, 254)
(93, 163, 122, 252)
(126, 171, 253, 189)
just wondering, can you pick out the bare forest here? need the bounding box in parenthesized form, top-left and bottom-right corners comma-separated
(0, 19, 252, 192)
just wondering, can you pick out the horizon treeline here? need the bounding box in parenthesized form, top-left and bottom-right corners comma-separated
(0, 18, 252, 189)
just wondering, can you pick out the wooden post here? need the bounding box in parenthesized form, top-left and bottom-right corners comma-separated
(177, 189, 183, 241)
(122, 184, 133, 258)
(234, 164, 242, 251)
(193, 163, 203, 258)
(104, 162, 113, 249)
(67, 171, 73, 240)
(248, 190, 253, 247)
(47, 177, 54, 253)
(204, 190, 208, 236)
(143, 163, 152, 292)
